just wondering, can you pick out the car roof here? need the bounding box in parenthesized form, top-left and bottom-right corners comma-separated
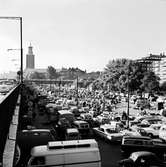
(66, 128, 79, 133)
(74, 120, 87, 124)
(142, 117, 161, 121)
(22, 129, 51, 133)
(131, 151, 155, 157)
(123, 136, 151, 140)
(58, 110, 72, 115)
(100, 124, 114, 128)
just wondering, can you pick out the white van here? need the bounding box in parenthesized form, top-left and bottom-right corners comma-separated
(27, 139, 101, 167)
(159, 124, 166, 141)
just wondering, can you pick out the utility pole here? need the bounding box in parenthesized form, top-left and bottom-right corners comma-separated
(76, 76, 79, 107)
(0, 17, 23, 84)
(59, 77, 61, 97)
(20, 17, 23, 84)
(127, 64, 130, 129)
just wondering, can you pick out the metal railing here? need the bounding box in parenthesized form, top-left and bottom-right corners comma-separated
(0, 84, 21, 164)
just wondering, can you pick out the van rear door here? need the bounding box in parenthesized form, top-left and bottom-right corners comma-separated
(64, 149, 101, 167)
(46, 154, 64, 167)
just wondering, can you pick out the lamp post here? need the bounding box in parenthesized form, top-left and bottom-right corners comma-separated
(127, 63, 130, 129)
(76, 75, 79, 107)
(7, 48, 21, 82)
(0, 17, 23, 84)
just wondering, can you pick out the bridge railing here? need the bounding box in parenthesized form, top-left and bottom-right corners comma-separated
(0, 84, 21, 164)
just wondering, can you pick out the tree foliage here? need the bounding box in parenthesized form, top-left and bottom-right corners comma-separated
(93, 58, 160, 94)
(30, 72, 46, 79)
(160, 81, 166, 92)
(47, 66, 60, 79)
(140, 71, 160, 93)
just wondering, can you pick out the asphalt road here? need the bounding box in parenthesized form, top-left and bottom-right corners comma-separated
(17, 101, 157, 167)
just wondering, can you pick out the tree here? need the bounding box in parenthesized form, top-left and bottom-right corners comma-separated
(92, 79, 104, 90)
(30, 72, 46, 79)
(103, 59, 159, 94)
(140, 71, 160, 94)
(160, 81, 166, 92)
(47, 66, 60, 79)
(104, 59, 131, 92)
(128, 61, 145, 93)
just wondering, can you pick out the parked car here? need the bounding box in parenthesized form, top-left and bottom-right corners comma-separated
(141, 117, 162, 126)
(80, 113, 93, 121)
(159, 124, 166, 142)
(109, 121, 125, 132)
(118, 151, 166, 167)
(17, 129, 56, 152)
(96, 115, 110, 124)
(140, 123, 162, 138)
(93, 124, 124, 142)
(121, 127, 142, 137)
(121, 136, 166, 157)
(65, 128, 81, 140)
(72, 120, 90, 137)
(17, 129, 57, 166)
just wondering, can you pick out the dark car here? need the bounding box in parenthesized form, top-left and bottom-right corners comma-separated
(16, 128, 56, 166)
(17, 129, 56, 152)
(72, 120, 90, 137)
(118, 151, 166, 167)
(121, 136, 166, 157)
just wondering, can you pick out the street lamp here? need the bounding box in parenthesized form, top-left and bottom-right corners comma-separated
(0, 17, 23, 84)
(7, 48, 21, 82)
(127, 62, 131, 129)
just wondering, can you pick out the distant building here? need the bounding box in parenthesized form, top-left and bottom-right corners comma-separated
(26, 44, 35, 69)
(24, 68, 48, 79)
(153, 57, 166, 83)
(137, 53, 166, 84)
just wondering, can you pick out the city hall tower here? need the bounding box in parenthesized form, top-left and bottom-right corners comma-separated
(26, 44, 35, 69)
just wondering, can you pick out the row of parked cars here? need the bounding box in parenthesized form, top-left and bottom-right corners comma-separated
(18, 84, 166, 167)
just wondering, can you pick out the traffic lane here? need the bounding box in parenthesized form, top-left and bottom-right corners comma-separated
(95, 137, 124, 167)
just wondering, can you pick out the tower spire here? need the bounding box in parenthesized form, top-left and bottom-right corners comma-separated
(28, 43, 33, 55)
(26, 43, 35, 69)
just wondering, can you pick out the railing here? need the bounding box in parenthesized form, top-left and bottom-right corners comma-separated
(0, 84, 21, 165)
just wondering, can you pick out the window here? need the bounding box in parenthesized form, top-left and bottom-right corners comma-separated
(99, 128, 104, 132)
(143, 140, 152, 145)
(133, 140, 143, 145)
(30, 156, 45, 166)
(124, 140, 133, 145)
(106, 129, 116, 134)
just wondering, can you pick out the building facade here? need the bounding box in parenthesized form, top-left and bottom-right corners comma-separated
(26, 44, 35, 69)
(153, 57, 166, 83)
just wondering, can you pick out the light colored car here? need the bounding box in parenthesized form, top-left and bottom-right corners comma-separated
(121, 127, 142, 137)
(141, 118, 162, 126)
(109, 121, 125, 132)
(93, 124, 124, 142)
(141, 124, 162, 138)
(96, 115, 110, 124)
(159, 124, 166, 141)
(65, 128, 81, 140)
(73, 120, 90, 136)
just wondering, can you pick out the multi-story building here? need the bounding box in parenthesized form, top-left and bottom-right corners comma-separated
(138, 53, 166, 84)
(153, 56, 166, 83)
(26, 44, 35, 69)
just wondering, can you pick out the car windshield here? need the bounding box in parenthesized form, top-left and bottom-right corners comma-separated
(149, 120, 161, 124)
(106, 129, 117, 134)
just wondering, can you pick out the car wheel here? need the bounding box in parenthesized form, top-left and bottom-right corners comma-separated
(148, 133, 153, 138)
(13, 144, 21, 167)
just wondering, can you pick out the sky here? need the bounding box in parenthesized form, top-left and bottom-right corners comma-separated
(0, 0, 166, 73)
